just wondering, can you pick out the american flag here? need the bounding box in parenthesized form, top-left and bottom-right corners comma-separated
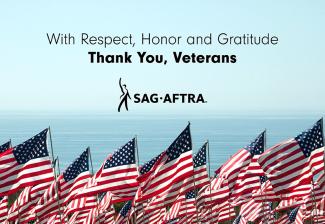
(94, 193, 115, 224)
(277, 207, 304, 224)
(115, 200, 132, 224)
(196, 176, 230, 210)
(77, 138, 139, 201)
(258, 120, 324, 195)
(179, 190, 197, 217)
(64, 194, 97, 219)
(230, 132, 266, 205)
(0, 129, 54, 196)
(163, 190, 197, 222)
(199, 200, 236, 223)
(0, 196, 8, 223)
(218, 131, 265, 192)
(239, 198, 270, 222)
(135, 151, 167, 202)
(137, 125, 193, 206)
(7, 181, 52, 223)
(145, 139, 208, 213)
(97, 207, 115, 224)
(39, 214, 62, 224)
(192, 142, 209, 189)
(0, 141, 10, 154)
(302, 175, 324, 219)
(36, 148, 91, 219)
(143, 207, 166, 224)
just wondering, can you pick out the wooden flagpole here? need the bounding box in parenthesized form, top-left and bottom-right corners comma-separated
(48, 127, 63, 222)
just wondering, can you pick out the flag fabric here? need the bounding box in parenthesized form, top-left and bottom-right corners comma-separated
(199, 200, 236, 223)
(137, 125, 194, 205)
(252, 178, 312, 203)
(302, 177, 324, 219)
(135, 151, 167, 202)
(137, 151, 166, 187)
(144, 207, 166, 224)
(163, 190, 197, 222)
(7, 181, 52, 223)
(67, 211, 90, 224)
(0, 196, 8, 223)
(0, 141, 10, 154)
(0, 129, 54, 196)
(36, 148, 91, 219)
(218, 131, 265, 192)
(63, 194, 97, 219)
(95, 193, 115, 224)
(196, 176, 230, 210)
(318, 171, 325, 191)
(276, 207, 304, 224)
(258, 120, 324, 195)
(76, 138, 139, 201)
(239, 198, 270, 222)
(275, 198, 303, 212)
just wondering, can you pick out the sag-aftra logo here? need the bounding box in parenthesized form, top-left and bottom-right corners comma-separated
(118, 78, 207, 112)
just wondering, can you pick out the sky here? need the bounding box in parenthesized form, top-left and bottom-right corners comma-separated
(1, 1, 325, 114)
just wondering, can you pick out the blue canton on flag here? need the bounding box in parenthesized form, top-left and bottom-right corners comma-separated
(0, 141, 10, 153)
(120, 200, 132, 217)
(259, 175, 267, 184)
(295, 119, 324, 158)
(233, 215, 242, 224)
(185, 190, 196, 199)
(13, 129, 49, 164)
(193, 142, 207, 168)
(104, 138, 136, 169)
(244, 131, 265, 156)
(63, 148, 89, 182)
(166, 124, 192, 163)
(288, 207, 299, 222)
(140, 151, 164, 175)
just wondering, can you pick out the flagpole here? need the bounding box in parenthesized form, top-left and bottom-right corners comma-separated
(321, 117, 325, 172)
(312, 117, 324, 224)
(48, 127, 63, 222)
(262, 129, 267, 224)
(134, 136, 140, 224)
(17, 195, 21, 223)
(227, 154, 231, 224)
(88, 147, 100, 222)
(207, 140, 212, 224)
(188, 121, 199, 224)
(311, 178, 318, 224)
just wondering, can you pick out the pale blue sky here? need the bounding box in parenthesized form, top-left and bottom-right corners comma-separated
(1, 1, 325, 114)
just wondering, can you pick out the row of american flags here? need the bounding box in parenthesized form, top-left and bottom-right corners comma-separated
(0, 119, 324, 224)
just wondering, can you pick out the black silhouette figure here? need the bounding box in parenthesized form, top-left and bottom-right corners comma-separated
(118, 78, 131, 112)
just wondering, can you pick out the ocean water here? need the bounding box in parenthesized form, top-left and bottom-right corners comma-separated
(0, 111, 323, 173)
